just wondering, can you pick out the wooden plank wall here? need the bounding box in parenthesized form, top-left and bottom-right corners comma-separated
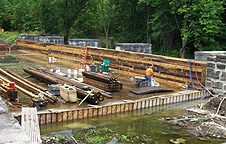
(14, 90, 207, 125)
(17, 39, 207, 86)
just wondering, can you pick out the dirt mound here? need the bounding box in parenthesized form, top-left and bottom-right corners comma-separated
(203, 95, 226, 116)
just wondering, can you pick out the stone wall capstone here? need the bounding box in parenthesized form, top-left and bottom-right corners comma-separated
(68, 39, 99, 47)
(18, 34, 64, 44)
(115, 43, 152, 54)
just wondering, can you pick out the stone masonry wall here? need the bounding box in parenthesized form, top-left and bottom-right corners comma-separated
(115, 43, 152, 54)
(195, 51, 226, 95)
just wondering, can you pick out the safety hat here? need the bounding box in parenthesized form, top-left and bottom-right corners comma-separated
(149, 66, 153, 68)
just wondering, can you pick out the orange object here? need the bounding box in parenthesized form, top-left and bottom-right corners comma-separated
(75, 66, 79, 70)
(145, 67, 153, 76)
(9, 82, 15, 89)
(80, 46, 88, 65)
(1, 29, 4, 33)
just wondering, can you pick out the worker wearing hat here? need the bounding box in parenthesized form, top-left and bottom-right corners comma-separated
(145, 66, 153, 87)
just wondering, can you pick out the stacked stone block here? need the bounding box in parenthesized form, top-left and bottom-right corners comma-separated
(115, 43, 152, 54)
(18, 34, 64, 44)
(195, 51, 226, 95)
(68, 39, 99, 47)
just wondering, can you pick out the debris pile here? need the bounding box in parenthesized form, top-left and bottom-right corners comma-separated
(165, 95, 226, 139)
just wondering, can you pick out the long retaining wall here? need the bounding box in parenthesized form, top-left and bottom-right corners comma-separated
(13, 90, 207, 125)
(16, 39, 207, 86)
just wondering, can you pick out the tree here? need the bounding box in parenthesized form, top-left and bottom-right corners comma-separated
(0, 0, 13, 30)
(169, 0, 225, 58)
(51, 0, 88, 44)
(111, 0, 148, 43)
(139, 0, 178, 56)
(98, 0, 114, 48)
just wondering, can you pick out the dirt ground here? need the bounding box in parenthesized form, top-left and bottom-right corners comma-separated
(1, 50, 187, 109)
(165, 95, 226, 139)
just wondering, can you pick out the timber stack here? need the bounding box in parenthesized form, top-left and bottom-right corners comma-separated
(82, 71, 123, 92)
(0, 68, 56, 103)
(23, 68, 113, 105)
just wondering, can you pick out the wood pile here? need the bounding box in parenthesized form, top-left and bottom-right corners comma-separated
(82, 71, 122, 92)
(0, 68, 56, 103)
(23, 68, 113, 105)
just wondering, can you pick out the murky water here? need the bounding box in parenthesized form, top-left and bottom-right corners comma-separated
(40, 99, 226, 144)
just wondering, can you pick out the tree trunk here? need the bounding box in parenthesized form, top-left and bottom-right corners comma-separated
(98, 0, 113, 48)
(167, 31, 176, 55)
(147, 4, 151, 43)
(105, 32, 108, 48)
(179, 18, 188, 58)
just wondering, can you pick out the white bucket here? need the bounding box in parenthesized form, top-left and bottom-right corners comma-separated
(78, 68, 84, 75)
(48, 57, 52, 63)
(74, 70, 78, 78)
(68, 69, 71, 78)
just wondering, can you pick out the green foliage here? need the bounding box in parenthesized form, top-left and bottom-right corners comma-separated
(0, 53, 18, 63)
(198, 118, 205, 124)
(1, 0, 226, 58)
(0, 32, 20, 47)
(73, 127, 156, 144)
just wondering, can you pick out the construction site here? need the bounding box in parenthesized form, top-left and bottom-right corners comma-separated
(2, 36, 225, 143)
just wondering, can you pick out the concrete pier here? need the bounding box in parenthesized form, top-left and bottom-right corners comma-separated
(0, 97, 34, 144)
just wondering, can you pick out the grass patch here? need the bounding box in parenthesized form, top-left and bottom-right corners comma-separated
(0, 53, 18, 63)
(73, 127, 157, 144)
(0, 33, 20, 47)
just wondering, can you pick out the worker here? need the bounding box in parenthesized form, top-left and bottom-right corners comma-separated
(145, 66, 153, 87)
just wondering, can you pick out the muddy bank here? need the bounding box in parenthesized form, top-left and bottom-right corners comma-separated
(164, 95, 226, 140)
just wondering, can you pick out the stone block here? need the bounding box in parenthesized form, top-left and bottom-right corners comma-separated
(205, 81, 212, 88)
(206, 69, 215, 79)
(224, 85, 226, 91)
(207, 62, 215, 69)
(212, 81, 223, 89)
(207, 56, 216, 62)
(217, 64, 226, 69)
(221, 72, 226, 81)
(212, 89, 224, 95)
(115, 43, 152, 54)
(215, 71, 220, 79)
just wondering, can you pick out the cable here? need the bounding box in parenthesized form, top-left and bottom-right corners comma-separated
(191, 59, 216, 97)
(189, 59, 205, 91)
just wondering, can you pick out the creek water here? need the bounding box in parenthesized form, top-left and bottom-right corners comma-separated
(40, 99, 226, 144)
